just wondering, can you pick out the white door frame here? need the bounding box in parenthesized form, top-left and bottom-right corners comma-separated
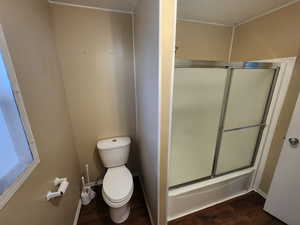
(251, 57, 297, 196)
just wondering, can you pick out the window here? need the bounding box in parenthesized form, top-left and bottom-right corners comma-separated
(0, 25, 39, 209)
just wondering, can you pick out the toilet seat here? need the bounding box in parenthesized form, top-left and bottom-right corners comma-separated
(102, 188, 133, 208)
(102, 166, 133, 207)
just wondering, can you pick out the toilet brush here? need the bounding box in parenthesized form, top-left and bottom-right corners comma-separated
(85, 164, 96, 201)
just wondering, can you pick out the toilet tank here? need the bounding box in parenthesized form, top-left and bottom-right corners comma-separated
(97, 137, 131, 168)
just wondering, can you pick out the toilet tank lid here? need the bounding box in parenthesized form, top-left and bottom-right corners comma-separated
(97, 137, 131, 150)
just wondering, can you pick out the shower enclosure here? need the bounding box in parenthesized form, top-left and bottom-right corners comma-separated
(169, 60, 280, 188)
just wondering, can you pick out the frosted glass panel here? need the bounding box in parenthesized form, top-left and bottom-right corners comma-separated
(224, 69, 275, 129)
(216, 127, 260, 174)
(170, 68, 227, 186)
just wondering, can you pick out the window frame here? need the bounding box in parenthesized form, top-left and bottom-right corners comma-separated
(0, 24, 40, 210)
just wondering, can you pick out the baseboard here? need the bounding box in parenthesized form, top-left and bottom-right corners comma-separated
(138, 176, 155, 225)
(255, 188, 267, 199)
(88, 180, 102, 187)
(73, 199, 82, 225)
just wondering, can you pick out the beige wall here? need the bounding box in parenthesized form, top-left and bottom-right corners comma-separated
(0, 0, 81, 225)
(232, 2, 300, 193)
(50, 4, 136, 180)
(176, 21, 232, 61)
(231, 2, 300, 61)
(134, 0, 160, 224)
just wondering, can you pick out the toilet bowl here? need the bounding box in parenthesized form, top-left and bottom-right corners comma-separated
(102, 166, 133, 223)
(97, 137, 133, 223)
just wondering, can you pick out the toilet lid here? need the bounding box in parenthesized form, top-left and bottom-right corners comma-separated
(103, 166, 133, 203)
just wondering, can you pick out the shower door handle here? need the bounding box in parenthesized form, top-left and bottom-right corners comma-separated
(288, 137, 299, 147)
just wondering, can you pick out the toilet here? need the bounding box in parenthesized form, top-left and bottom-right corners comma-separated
(97, 137, 133, 223)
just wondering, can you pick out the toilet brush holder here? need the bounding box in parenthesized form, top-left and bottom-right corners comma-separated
(81, 190, 91, 205)
(87, 186, 96, 200)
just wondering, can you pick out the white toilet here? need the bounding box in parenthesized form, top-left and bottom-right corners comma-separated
(97, 137, 133, 223)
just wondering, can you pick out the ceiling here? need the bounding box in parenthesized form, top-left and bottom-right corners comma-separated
(177, 0, 298, 25)
(51, 0, 139, 12)
(51, 0, 298, 25)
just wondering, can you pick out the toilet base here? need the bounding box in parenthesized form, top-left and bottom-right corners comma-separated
(109, 202, 131, 223)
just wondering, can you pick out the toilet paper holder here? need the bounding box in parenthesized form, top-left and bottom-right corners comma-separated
(46, 177, 69, 201)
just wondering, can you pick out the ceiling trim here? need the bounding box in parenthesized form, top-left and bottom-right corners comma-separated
(48, 0, 300, 27)
(177, 18, 233, 27)
(237, 0, 300, 26)
(48, 0, 133, 14)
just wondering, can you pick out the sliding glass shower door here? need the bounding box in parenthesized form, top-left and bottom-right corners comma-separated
(170, 68, 227, 187)
(216, 68, 276, 175)
(170, 61, 279, 188)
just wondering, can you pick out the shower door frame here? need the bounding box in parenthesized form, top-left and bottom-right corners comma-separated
(170, 60, 280, 189)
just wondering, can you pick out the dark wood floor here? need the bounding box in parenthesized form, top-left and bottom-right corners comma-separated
(78, 177, 151, 225)
(78, 181, 285, 225)
(169, 191, 286, 225)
